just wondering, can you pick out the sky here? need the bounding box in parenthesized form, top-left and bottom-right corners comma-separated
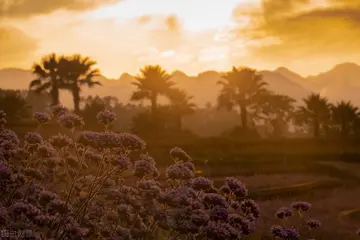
(0, 0, 360, 78)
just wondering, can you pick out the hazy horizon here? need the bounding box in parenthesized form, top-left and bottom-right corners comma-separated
(1, 0, 359, 79)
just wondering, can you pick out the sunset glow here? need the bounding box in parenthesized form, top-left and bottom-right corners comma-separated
(1, 0, 360, 78)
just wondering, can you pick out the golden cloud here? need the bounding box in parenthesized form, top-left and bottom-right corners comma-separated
(234, 0, 360, 63)
(0, 0, 120, 18)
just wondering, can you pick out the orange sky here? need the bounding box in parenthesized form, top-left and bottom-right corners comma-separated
(1, 0, 360, 78)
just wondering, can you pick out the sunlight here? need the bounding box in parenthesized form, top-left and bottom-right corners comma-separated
(87, 0, 256, 31)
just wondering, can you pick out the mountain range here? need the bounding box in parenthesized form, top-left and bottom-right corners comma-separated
(1, 63, 360, 108)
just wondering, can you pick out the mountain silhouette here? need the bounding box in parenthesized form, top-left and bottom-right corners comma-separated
(1, 63, 360, 108)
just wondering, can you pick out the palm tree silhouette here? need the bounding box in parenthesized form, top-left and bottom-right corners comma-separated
(295, 93, 331, 138)
(168, 88, 197, 131)
(131, 65, 175, 126)
(29, 53, 64, 106)
(61, 55, 101, 113)
(331, 100, 359, 138)
(259, 93, 296, 137)
(217, 67, 268, 132)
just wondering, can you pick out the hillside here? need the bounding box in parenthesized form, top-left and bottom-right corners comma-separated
(1, 63, 360, 107)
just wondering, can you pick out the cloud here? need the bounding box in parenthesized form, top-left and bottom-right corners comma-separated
(231, 0, 360, 72)
(0, 26, 37, 68)
(0, 0, 120, 18)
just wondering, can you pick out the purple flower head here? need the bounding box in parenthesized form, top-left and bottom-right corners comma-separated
(183, 161, 195, 171)
(225, 177, 248, 198)
(210, 205, 229, 221)
(96, 109, 117, 126)
(291, 201, 312, 212)
(49, 133, 72, 149)
(307, 219, 321, 229)
(240, 199, 260, 219)
(158, 186, 196, 207)
(137, 179, 162, 199)
(0, 161, 12, 181)
(37, 144, 57, 158)
(33, 112, 51, 124)
(166, 163, 194, 180)
(275, 207, 293, 219)
(0, 129, 19, 146)
(39, 190, 58, 206)
(78, 131, 127, 149)
(10, 202, 41, 218)
(113, 156, 132, 171)
(220, 185, 231, 194)
(189, 176, 213, 191)
(190, 209, 209, 226)
(119, 133, 146, 152)
(170, 147, 192, 162)
(228, 214, 253, 235)
(204, 221, 240, 240)
(48, 199, 71, 214)
(271, 225, 285, 238)
(203, 193, 228, 209)
(34, 214, 57, 228)
(24, 167, 43, 180)
(133, 159, 157, 178)
(58, 112, 84, 130)
(283, 227, 300, 239)
(25, 132, 43, 145)
(51, 104, 68, 117)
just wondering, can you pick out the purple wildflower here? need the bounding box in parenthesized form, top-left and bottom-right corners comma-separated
(224, 177, 248, 198)
(166, 163, 194, 180)
(25, 132, 43, 145)
(37, 144, 56, 158)
(9, 202, 41, 218)
(51, 104, 68, 117)
(240, 199, 260, 219)
(158, 186, 196, 207)
(275, 207, 293, 219)
(307, 219, 321, 229)
(48, 199, 71, 214)
(0, 161, 12, 181)
(283, 227, 300, 239)
(271, 225, 285, 238)
(291, 201, 312, 212)
(118, 133, 146, 151)
(96, 109, 117, 126)
(0, 129, 19, 145)
(113, 156, 132, 171)
(49, 133, 72, 149)
(210, 205, 229, 221)
(202, 193, 228, 209)
(33, 112, 51, 124)
(204, 221, 239, 240)
(78, 131, 124, 149)
(228, 214, 253, 235)
(34, 214, 57, 228)
(189, 176, 213, 191)
(169, 147, 192, 162)
(190, 209, 209, 226)
(133, 159, 157, 178)
(58, 112, 84, 130)
(115, 227, 132, 240)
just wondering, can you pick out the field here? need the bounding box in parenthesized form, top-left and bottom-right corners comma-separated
(190, 158, 360, 239)
(7, 124, 360, 239)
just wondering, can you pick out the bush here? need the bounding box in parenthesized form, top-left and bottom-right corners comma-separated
(0, 108, 359, 239)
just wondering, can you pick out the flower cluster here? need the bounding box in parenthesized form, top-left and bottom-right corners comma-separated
(1, 109, 357, 240)
(96, 109, 117, 126)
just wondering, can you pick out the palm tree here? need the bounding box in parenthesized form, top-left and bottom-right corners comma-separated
(217, 67, 268, 132)
(168, 88, 197, 131)
(331, 101, 359, 138)
(295, 93, 331, 138)
(131, 65, 175, 124)
(61, 55, 101, 113)
(29, 53, 64, 106)
(259, 93, 296, 137)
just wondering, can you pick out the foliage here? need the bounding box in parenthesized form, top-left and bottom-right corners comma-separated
(0, 89, 32, 123)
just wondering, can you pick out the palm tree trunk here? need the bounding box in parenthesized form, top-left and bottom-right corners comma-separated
(150, 93, 158, 127)
(50, 86, 60, 106)
(240, 104, 248, 132)
(73, 89, 81, 114)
